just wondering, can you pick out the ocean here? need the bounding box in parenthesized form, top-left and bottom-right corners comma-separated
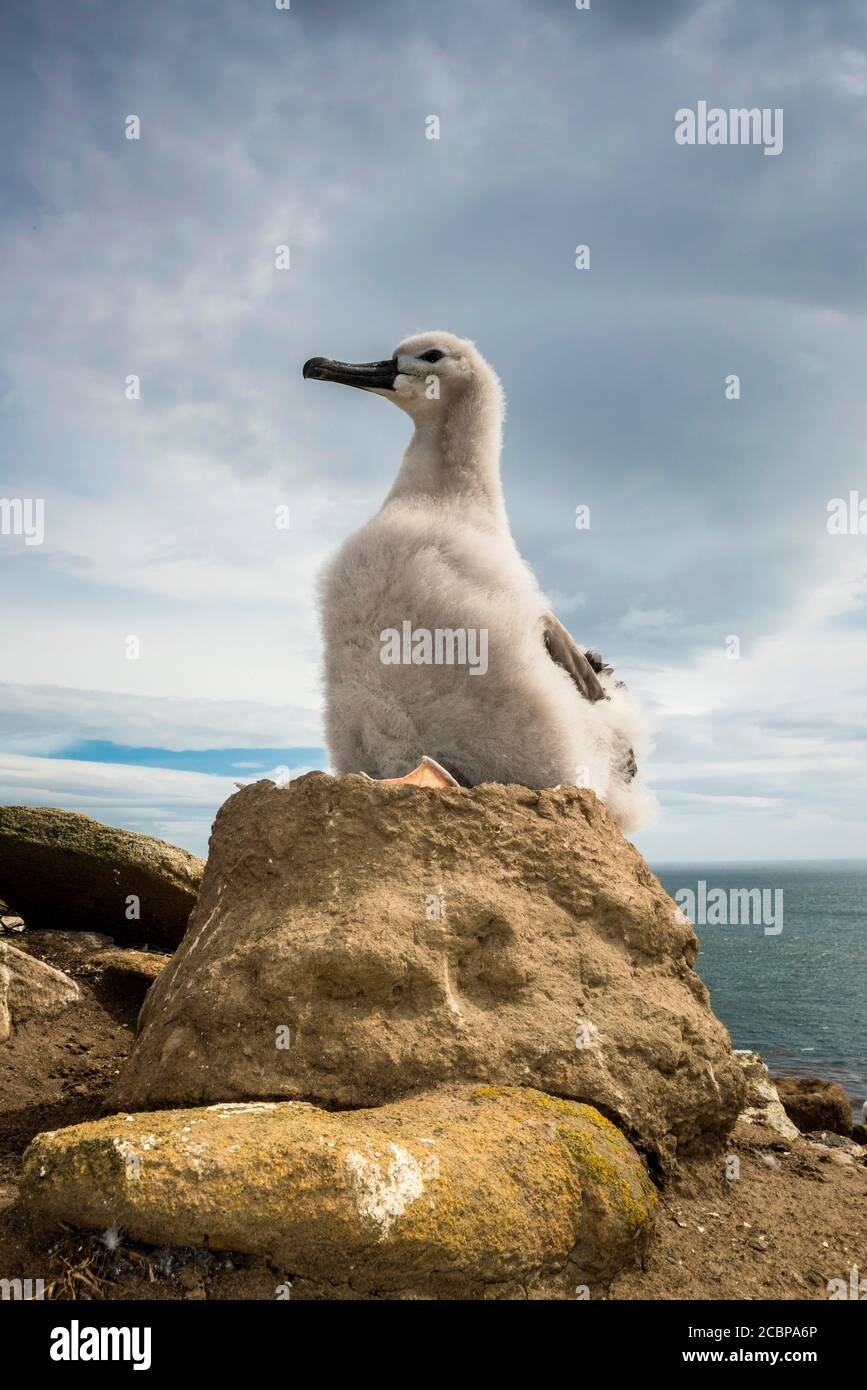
(652, 860, 867, 1121)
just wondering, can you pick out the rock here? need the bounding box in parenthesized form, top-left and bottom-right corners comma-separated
(0, 940, 81, 1041)
(25, 930, 114, 952)
(772, 1076, 853, 1137)
(97, 948, 170, 984)
(20, 1086, 657, 1297)
(804, 1130, 865, 1158)
(14, 930, 115, 971)
(733, 1051, 800, 1143)
(109, 774, 744, 1167)
(0, 806, 203, 947)
(826, 1150, 859, 1169)
(96, 949, 170, 1004)
(0, 900, 26, 934)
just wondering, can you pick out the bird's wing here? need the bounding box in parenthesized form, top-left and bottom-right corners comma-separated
(542, 612, 607, 704)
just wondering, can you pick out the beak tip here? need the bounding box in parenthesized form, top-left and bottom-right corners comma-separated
(301, 355, 397, 390)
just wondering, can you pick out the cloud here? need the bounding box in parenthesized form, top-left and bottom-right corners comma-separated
(0, 752, 236, 855)
(632, 566, 867, 858)
(620, 605, 678, 634)
(0, 751, 324, 857)
(0, 683, 323, 754)
(1, 0, 866, 859)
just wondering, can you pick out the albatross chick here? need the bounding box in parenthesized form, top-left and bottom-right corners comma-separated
(304, 331, 655, 829)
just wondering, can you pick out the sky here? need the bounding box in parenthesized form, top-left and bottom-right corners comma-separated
(1, 0, 865, 860)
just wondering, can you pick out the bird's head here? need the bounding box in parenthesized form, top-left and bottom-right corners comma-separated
(303, 331, 503, 425)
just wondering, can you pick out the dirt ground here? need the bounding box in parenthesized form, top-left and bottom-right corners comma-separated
(610, 1138, 866, 1301)
(1, 931, 864, 1302)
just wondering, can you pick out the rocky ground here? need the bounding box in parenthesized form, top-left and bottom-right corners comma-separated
(612, 1143, 865, 1302)
(0, 930, 277, 1300)
(1, 793, 864, 1302)
(1, 924, 863, 1302)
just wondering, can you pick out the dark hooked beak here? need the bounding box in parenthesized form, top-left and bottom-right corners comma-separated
(302, 356, 398, 391)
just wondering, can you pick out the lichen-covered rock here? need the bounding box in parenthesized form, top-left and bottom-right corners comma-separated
(109, 774, 744, 1166)
(20, 1086, 656, 1297)
(0, 940, 81, 1041)
(0, 807, 203, 947)
(734, 1051, 799, 1142)
(773, 1076, 853, 1137)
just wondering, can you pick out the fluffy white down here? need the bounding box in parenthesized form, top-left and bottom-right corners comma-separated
(320, 498, 655, 831)
(315, 330, 656, 832)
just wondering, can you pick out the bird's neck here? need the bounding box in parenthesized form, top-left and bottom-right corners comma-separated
(383, 387, 508, 527)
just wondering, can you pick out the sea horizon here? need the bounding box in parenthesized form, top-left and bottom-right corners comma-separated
(653, 860, 866, 1120)
(650, 857, 867, 868)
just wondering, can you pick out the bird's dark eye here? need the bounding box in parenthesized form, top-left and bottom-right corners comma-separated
(418, 349, 445, 363)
